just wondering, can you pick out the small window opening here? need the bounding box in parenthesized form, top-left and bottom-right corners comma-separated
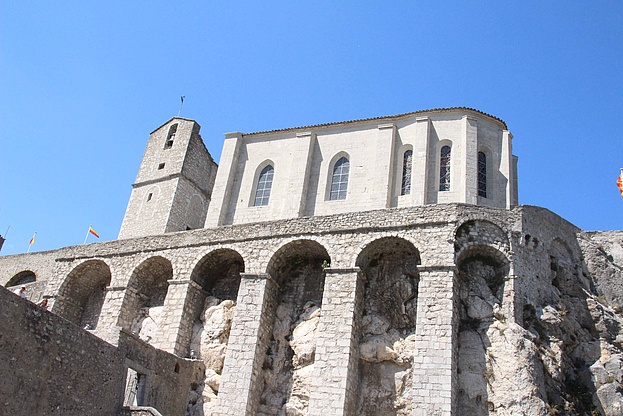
(157, 163, 165, 170)
(147, 193, 153, 202)
(401, 150, 413, 196)
(164, 124, 178, 149)
(439, 145, 451, 191)
(174, 363, 180, 373)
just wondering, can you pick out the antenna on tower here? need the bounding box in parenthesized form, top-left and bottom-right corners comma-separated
(177, 96, 186, 117)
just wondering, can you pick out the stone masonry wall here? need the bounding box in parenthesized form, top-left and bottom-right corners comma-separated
(4, 203, 623, 415)
(0, 285, 202, 416)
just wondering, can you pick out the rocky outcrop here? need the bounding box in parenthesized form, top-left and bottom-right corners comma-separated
(186, 296, 236, 416)
(259, 301, 320, 416)
(132, 306, 164, 343)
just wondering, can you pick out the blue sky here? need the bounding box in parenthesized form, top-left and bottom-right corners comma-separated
(1, 2, 622, 255)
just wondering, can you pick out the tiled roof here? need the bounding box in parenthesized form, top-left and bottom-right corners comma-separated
(244, 107, 507, 136)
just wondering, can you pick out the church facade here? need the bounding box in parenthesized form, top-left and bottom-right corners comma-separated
(2, 108, 622, 416)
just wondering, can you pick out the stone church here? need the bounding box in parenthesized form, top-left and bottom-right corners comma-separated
(1, 107, 623, 416)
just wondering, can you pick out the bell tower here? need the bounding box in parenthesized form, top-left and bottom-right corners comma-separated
(118, 117, 217, 239)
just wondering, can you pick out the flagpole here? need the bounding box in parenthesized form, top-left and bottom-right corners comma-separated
(83, 225, 91, 245)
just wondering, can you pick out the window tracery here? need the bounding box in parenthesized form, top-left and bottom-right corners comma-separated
(401, 150, 413, 196)
(254, 165, 274, 206)
(439, 145, 451, 191)
(330, 157, 349, 200)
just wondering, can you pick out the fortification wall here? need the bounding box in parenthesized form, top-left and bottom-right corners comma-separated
(2, 204, 623, 415)
(0, 285, 202, 416)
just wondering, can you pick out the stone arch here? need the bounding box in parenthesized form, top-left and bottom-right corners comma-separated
(455, 219, 510, 262)
(54, 260, 111, 329)
(455, 244, 510, 416)
(6, 270, 36, 287)
(191, 248, 245, 298)
(259, 239, 330, 415)
(119, 256, 172, 341)
(354, 236, 421, 415)
(187, 248, 244, 365)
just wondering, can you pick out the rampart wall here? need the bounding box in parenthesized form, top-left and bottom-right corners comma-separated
(0, 285, 203, 416)
(3, 203, 622, 415)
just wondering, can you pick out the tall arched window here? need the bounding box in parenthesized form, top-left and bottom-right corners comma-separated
(401, 150, 413, 196)
(478, 151, 487, 197)
(254, 165, 274, 206)
(330, 157, 349, 200)
(439, 145, 451, 191)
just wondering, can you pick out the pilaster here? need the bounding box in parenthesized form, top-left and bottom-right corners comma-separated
(413, 117, 430, 205)
(151, 279, 204, 355)
(205, 132, 243, 227)
(412, 265, 457, 416)
(216, 273, 279, 415)
(92, 286, 127, 345)
(308, 267, 364, 416)
(281, 131, 316, 217)
(373, 124, 396, 208)
(500, 130, 515, 208)
(463, 116, 478, 204)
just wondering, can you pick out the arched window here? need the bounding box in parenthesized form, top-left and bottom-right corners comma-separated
(330, 157, 349, 200)
(401, 150, 413, 196)
(164, 124, 178, 149)
(439, 145, 451, 191)
(254, 165, 274, 206)
(478, 151, 487, 198)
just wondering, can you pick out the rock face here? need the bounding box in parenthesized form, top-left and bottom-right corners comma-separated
(259, 259, 325, 416)
(451, 228, 623, 416)
(356, 238, 420, 415)
(186, 296, 236, 416)
(131, 305, 165, 343)
(457, 256, 547, 416)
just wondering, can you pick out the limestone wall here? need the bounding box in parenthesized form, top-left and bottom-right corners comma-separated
(208, 109, 515, 227)
(3, 203, 623, 415)
(0, 285, 202, 416)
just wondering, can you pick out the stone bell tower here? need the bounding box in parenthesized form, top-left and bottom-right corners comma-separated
(118, 117, 217, 239)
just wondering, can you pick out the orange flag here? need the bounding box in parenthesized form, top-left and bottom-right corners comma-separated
(618, 170, 623, 198)
(89, 226, 100, 238)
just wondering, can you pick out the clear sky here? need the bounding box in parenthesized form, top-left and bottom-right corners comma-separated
(1, 2, 622, 256)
